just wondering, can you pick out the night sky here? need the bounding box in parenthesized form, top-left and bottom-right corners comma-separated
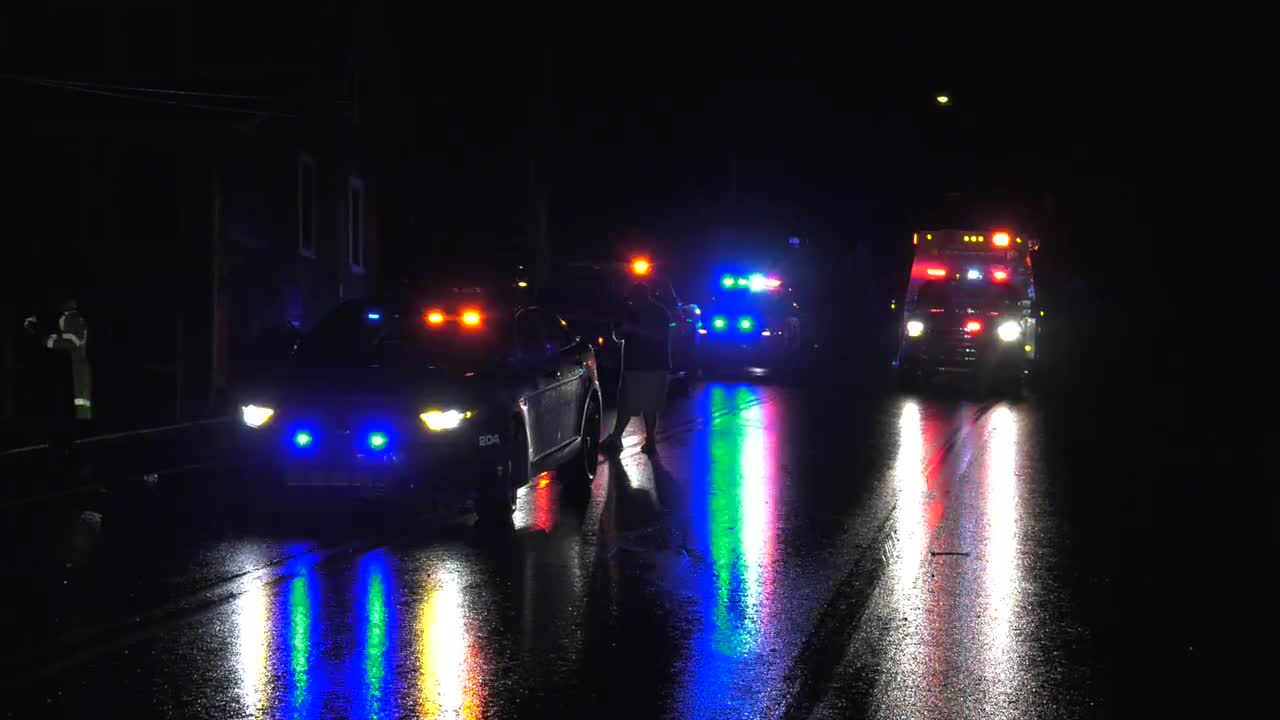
(387, 4, 1256, 289)
(2, 3, 1266, 297)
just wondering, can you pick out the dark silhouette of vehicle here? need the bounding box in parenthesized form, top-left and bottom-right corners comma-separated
(236, 290, 601, 528)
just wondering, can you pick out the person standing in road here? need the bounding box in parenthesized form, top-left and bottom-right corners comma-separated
(602, 282, 671, 455)
(24, 297, 92, 455)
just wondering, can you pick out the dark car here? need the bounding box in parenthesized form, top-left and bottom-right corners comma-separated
(895, 279, 1029, 392)
(235, 290, 602, 527)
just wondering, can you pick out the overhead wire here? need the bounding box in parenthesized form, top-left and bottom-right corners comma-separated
(1, 72, 300, 118)
(4, 72, 274, 100)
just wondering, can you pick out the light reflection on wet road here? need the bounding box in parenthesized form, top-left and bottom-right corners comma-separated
(5, 382, 1097, 718)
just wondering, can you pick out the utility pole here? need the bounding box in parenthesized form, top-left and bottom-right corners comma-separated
(528, 47, 552, 293)
(209, 151, 222, 413)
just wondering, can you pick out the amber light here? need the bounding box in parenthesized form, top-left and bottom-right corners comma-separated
(460, 310, 482, 327)
(425, 310, 445, 326)
(992, 232, 1010, 247)
(631, 258, 651, 275)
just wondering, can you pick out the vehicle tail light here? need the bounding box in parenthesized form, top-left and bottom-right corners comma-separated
(425, 310, 445, 326)
(991, 270, 1009, 282)
(929, 308, 945, 313)
(460, 310, 482, 327)
(964, 320, 983, 333)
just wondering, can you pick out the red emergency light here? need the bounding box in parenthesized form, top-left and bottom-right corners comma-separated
(460, 309, 483, 327)
(964, 320, 983, 333)
(991, 269, 1009, 282)
(925, 267, 947, 278)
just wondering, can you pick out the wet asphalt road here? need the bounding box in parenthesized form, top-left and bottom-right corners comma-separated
(1, 376, 1129, 719)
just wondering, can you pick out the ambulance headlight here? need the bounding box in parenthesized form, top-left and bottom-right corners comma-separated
(241, 404, 275, 428)
(997, 320, 1022, 342)
(906, 320, 925, 338)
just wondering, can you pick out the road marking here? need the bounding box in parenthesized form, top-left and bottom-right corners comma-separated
(0, 417, 230, 458)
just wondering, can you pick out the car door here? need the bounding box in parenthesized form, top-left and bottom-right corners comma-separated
(537, 311, 589, 446)
(515, 309, 561, 458)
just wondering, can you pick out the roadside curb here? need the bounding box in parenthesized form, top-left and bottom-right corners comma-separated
(0, 417, 230, 458)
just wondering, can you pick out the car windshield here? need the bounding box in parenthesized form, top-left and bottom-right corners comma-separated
(541, 266, 627, 315)
(294, 299, 508, 373)
(914, 281, 1018, 310)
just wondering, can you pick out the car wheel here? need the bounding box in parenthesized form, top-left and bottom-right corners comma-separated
(1003, 373, 1024, 400)
(566, 393, 601, 488)
(896, 366, 920, 392)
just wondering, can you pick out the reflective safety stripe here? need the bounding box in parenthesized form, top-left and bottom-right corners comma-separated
(61, 333, 84, 346)
(74, 398, 92, 407)
(46, 336, 56, 348)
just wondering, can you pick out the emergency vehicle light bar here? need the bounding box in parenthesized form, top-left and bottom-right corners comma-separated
(422, 309, 484, 328)
(720, 273, 782, 291)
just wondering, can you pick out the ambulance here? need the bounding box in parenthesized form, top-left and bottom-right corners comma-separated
(895, 229, 1040, 391)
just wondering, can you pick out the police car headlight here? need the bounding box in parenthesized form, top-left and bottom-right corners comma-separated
(420, 409, 472, 431)
(906, 320, 925, 338)
(241, 404, 275, 428)
(997, 320, 1022, 342)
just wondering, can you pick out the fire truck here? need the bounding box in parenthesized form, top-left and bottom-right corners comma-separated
(895, 229, 1040, 392)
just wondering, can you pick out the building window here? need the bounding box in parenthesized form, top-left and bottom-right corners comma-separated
(298, 154, 316, 257)
(348, 176, 365, 271)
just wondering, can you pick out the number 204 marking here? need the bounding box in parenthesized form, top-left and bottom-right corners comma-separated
(479, 434, 501, 447)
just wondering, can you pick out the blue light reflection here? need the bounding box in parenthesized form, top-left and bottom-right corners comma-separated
(680, 383, 777, 717)
(284, 552, 322, 720)
(356, 550, 395, 719)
